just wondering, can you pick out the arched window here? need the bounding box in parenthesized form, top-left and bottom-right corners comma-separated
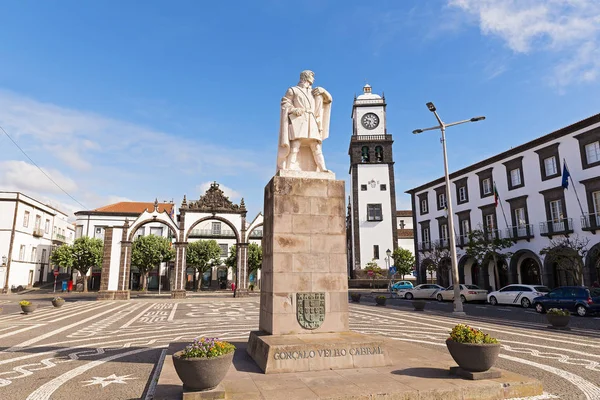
(361, 146, 370, 162)
(375, 146, 383, 162)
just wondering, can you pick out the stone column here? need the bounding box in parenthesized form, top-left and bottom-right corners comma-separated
(171, 242, 187, 298)
(116, 238, 132, 300)
(98, 227, 115, 300)
(235, 242, 249, 297)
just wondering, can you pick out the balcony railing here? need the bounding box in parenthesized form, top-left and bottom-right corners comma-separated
(581, 213, 600, 232)
(188, 229, 236, 238)
(249, 229, 263, 238)
(456, 235, 469, 248)
(33, 228, 44, 237)
(351, 134, 393, 142)
(435, 239, 450, 249)
(539, 218, 574, 237)
(418, 241, 432, 252)
(53, 233, 67, 242)
(505, 224, 534, 241)
(483, 229, 502, 241)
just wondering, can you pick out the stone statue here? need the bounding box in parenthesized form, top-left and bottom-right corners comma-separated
(277, 70, 332, 173)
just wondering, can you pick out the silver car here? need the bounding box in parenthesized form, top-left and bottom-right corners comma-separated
(403, 284, 445, 300)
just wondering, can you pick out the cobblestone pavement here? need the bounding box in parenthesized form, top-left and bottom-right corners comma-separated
(0, 296, 597, 399)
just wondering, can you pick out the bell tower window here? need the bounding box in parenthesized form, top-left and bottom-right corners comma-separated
(375, 146, 383, 162)
(361, 146, 370, 162)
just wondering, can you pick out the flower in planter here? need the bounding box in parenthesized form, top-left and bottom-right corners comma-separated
(448, 324, 499, 344)
(376, 295, 386, 300)
(180, 337, 235, 359)
(547, 308, 570, 316)
(52, 296, 64, 302)
(19, 300, 32, 307)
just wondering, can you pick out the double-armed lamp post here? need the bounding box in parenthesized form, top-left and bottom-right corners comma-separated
(413, 102, 485, 315)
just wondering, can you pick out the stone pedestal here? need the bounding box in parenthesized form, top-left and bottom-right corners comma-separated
(171, 289, 187, 299)
(115, 290, 130, 300)
(248, 176, 391, 373)
(97, 290, 116, 300)
(234, 288, 249, 298)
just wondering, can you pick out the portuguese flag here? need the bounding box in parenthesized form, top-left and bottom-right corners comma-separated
(493, 182, 499, 207)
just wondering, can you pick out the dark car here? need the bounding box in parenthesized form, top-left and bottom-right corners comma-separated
(533, 286, 600, 317)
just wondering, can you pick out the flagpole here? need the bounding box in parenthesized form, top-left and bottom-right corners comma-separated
(563, 159, 586, 217)
(494, 181, 510, 231)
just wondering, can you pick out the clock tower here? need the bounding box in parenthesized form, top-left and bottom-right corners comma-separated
(348, 84, 398, 274)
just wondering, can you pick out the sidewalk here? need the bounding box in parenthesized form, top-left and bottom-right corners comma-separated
(154, 336, 543, 400)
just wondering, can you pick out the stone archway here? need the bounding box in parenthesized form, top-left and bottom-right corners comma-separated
(584, 242, 600, 286)
(421, 258, 436, 284)
(509, 250, 543, 286)
(438, 257, 451, 287)
(543, 246, 584, 288)
(459, 255, 477, 285)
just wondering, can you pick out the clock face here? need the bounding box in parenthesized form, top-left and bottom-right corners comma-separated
(361, 113, 379, 130)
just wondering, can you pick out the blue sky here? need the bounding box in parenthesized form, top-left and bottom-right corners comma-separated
(1, 0, 599, 219)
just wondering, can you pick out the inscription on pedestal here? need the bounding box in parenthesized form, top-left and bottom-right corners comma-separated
(296, 292, 325, 330)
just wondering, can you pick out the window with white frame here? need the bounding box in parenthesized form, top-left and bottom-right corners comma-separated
(421, 199, 428, 213)
(23, 211, 30, 227)
(482, 178, 492, 195)
(212, 222, 222, 235)
(422, 227, 430, 243)
(550, 199, 562, 222)
(510, 168, 522, 187)
(585, 141, 600, 164)
(458, 186, 467, 202)
(45, 219, 50, 234)
(367, 204, 383, 221)
(441, 224, 448, 240)
(75, 225, 83, 239)
(544, 156, 557, 176)
(485, 214, 495, 231)
(19, 245, 26, 260)
(34, 215, 41, 230)
(41, 249, 47, 262)
(438, 193, 447, 209)
(461, 219, 470, 237)
(94, 226, 105, 239)
(219, 243, 228, 257)
(515, 207, 526, 227)
(31, 247, 37, 262)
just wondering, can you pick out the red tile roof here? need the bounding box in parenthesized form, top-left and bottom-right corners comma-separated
(397, 229, 414, 238)
(397, 210, 413, 217)
(94, 202, 174, 215)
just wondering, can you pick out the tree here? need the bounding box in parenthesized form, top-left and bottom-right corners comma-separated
(50, 244, 73, 272)
(247, 243, 263, 273)
(131, 235, 174, 291)
(421, 241, 450, 283)
(225, 245, 237, 273)
(71, 237, 103, 292)
(186, 240, 222, 291)
(540, 235, 589, 286)
(392, 248, 414, 280)
(426, 262, 437, 283)
(465, 227, 514, 290)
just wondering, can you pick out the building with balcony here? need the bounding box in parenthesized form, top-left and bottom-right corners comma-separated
(407, 113, 600, 291)
(0, 192, 73, 291)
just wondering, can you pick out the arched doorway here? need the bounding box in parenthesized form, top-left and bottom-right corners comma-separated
(509, 249, 543, 285)
(543, 246, 583, 288)
(584, 242, 600, 286)
(421, 259, 436, 283)
(521, 258, 541, 285)
(496, 259, 510, 289)
(438, 258, 451, 287)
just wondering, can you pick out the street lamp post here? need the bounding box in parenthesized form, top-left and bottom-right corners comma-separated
(413, 102, 485, 315)
(1, 255, 7, 293)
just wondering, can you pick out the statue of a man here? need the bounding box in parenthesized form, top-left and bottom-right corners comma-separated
(277, 70, 332, 173)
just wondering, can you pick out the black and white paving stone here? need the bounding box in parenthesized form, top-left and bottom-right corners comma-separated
(0, 296, 596, 399)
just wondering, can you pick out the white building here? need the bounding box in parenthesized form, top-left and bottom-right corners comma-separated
(347, 84, 399, 274)
(0, 192, 74, 291)
(396, 210, 414, 255)
(407, 113, 600, 290)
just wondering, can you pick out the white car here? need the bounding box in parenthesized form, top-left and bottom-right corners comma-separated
(436, 284, 488, 303)
(487, 284, 551, 308)
(403, 284, 445, 300)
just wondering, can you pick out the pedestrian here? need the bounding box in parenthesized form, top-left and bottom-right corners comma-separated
(231, 282, 236, 292)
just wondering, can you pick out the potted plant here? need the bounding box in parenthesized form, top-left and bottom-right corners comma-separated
(412, 300, 427, 311)
(173, 337, 235, 391)
(350, 293, 361, 303)
(375, 295, 387, 306)
(19, 300, 36, 314)
(546, 308, 571, 328)
(51, 296, 65, 308)
(446, 324, 500, 372)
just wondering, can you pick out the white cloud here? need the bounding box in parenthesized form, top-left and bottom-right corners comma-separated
(449, 0, 600, 88)
(196, 181, 241, 201)
(0, 160, 78, 194)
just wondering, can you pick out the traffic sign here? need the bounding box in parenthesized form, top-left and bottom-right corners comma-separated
(367, 270, 374, 277)
(389, 266, 396, 275)
(53, 270, 59, 277)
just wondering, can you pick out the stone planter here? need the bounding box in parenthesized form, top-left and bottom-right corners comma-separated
(412, 300, 426, 311)
(20, 304, 36, 315)
(445, 339, 501, 372)
(52, 299, 65, 308)
(172, 350, 234, 391)
(547, 314, 570, 328)
(375, 297, 386, 306)
(350, 294, 361, 303)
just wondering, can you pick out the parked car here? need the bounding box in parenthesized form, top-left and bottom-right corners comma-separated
(533, 286, 600, 317)
(487, 284, 551, 308)
(403, 284, 445, 300)
(391, 281, 414, 291)
(436, 284, 488, 303)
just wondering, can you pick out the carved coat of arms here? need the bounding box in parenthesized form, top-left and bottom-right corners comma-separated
(296, 292, 325, 330)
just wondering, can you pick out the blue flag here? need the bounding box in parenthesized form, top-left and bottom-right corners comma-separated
(561, 164, 570, 189)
